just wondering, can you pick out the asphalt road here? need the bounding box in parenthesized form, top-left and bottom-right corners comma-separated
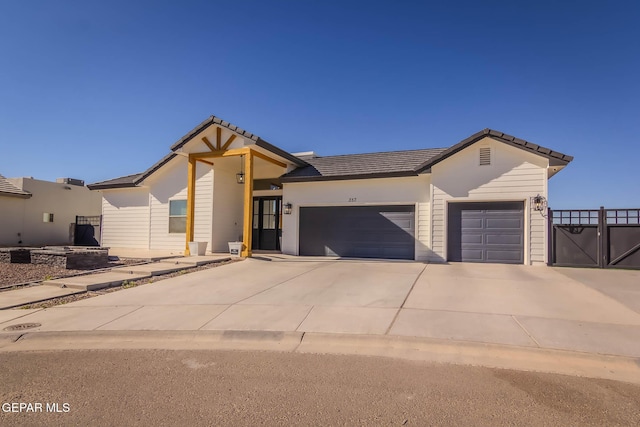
(1, 350, 639, 426)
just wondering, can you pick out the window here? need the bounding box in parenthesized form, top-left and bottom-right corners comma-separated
(169, 200, 187, 233)
(43, 213, 54, 223)
(253, 200, 259, 229)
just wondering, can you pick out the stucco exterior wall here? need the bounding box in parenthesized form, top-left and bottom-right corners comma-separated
(101, 188, 150, 249)
(1, 178, 101, 246)
(282, 176, 432, 260)
(430, 137, 549, 264)
(0, 196, 26, 246)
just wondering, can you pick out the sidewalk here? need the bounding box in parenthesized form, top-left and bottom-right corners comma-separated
(0, 254, 231, 309)
(1, 259, 639, 384)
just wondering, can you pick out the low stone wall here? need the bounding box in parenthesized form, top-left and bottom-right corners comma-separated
(0, 248, 33, 264)
(30, 251, 68, 268)
(31, 248, 109, 269)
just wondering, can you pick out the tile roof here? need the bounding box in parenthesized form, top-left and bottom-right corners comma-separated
(281, 148, 447, 182)
(89, 116, 307, 190)
(89, 124, 574, 188)
(415, 128, 574, 172)
(284, 128, 573, 182)
(87, 173, 142, 190)
(169, 116, 306, 168)
(0, 174, 31, 198)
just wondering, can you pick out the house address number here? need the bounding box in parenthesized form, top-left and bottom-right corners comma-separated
(348, 198, 357, 202)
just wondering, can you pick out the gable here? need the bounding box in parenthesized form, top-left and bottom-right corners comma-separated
(431, 136, 548, 198)
(415, 129, 573, 173)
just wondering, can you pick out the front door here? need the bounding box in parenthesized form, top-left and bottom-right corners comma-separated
(252, 197, 282, 250)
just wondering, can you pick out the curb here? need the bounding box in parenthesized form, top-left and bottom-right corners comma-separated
(2, 330, 304, 352)
(2, 330, 639, 384)
(297, 333, 640, 385)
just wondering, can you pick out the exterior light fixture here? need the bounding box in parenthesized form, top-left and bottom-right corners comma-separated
(283, 203, 293, 215)
(532, 194, 547, 212)
(236, 155, 245, 184)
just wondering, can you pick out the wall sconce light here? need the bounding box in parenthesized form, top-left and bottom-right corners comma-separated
(532, 194, 547, 212)
(236, 155, 245, 184)
(283, 203, 293, 215)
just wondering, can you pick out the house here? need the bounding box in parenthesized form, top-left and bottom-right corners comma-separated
(88, 116, 573, 265)
(0, 175, 102, 247)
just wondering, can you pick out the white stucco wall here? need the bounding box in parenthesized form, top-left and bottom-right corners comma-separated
(101, 188, 150, 249)
(430, 137, 549, 265)
(0, 178, 102, 246)
(0, 196, 27, 246)
(282, 176, 432, 260)
(145, 157, 213, 252)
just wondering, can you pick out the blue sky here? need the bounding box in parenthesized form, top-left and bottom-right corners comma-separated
(1, 1, 638, 208)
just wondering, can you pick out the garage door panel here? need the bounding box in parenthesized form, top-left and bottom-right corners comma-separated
(299, 205, 415, 260)
(486, 218, 522, 229)
(461, 218, 484, 229)
(486, 250, 523, 262)
(461, 233, 483, 244)
(486, 234, 522, 245)
(448, 202, 524, 264)
(461, 249, 484, 262)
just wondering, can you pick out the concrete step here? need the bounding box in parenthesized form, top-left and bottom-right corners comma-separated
(0, 286, 83, 309)
(44, 271, 152, 291)
(112, 262, 195, 276)
(174, 255, 232, 267)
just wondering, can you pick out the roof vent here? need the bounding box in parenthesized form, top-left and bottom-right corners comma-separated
(479, 147, 491, 166)
(292, 151, 318, 160)
(56, 178, 85, 186)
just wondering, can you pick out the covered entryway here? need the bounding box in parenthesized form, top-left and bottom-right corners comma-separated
(299, 205, 415, 259)
(447, 201, 524, 264)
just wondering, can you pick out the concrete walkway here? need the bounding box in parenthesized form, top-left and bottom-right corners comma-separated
(0, 255, 232, 307)
(1, 259, 639, 382)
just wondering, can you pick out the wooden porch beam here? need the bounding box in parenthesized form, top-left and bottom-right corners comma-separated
(190, 147, 249, 159)
(216, 127, 222, 149)
(250, 149, 287, 168)
(221, 134, 237, 151)
(242, 152, 254, 257)
(196, 159, 214, 166)
(185, 156, 197, 255)
(201, 136, 216, 152)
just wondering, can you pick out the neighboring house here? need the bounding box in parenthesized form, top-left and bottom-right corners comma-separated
(0, 175, 102, 246)
(89, 116, 572, 265)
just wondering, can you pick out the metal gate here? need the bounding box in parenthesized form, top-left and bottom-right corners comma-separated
(549, 207, 640, 269)
(74, 215, 102, 246)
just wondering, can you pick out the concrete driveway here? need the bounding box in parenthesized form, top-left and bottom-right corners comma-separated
(2, 259, 640, 357)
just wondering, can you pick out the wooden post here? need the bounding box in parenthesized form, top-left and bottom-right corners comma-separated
(185, 156, 196, 255)
(242, 151, 254, 257)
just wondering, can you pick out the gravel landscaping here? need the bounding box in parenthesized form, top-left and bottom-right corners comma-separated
(0, 259, 147, 288)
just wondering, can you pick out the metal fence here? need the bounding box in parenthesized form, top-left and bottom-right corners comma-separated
(549, 207, 640, 269)
(74, 215, 102, 246)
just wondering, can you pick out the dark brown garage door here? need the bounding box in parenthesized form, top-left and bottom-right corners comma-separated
(299, 205, 415, 259)
(448, 202, 524, 264)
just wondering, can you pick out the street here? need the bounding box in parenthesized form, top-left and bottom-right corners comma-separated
(1, 349, 639, 426)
